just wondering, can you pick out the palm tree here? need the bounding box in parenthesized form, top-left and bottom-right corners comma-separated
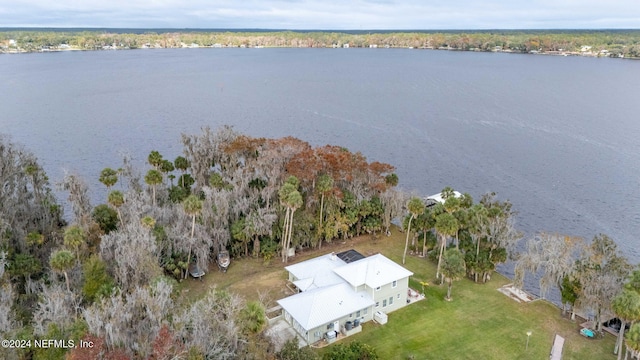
(231, 218, 251, 257)
(467, 203, 488, 282)
(440, 186, 455, 200)
(108, 190, 125, 223)
(63, 225, 85, 261)
(245, 208, 276, 257)
(283, 190, 302, 264)
(316, 174, 334, 250)
(159, 160, 175, 185)
(240, 301, 267, 334)
(443, 196, 461, 248)
(441, 248, 466, 301)
(182, 194, 203, 279)
(416, 207, 435, 257)
(50, 249, 75, 292)
(625, 323, 640, 360)
(140, 215, 156, 229)
(403, 197, 425, 265)
(25, 231, 44, 247)
(174, 156, 190, 187)
(145, 169, 163, 207)
(279, 178, 302, 263)
(99, 167, 118, 189)
(148, 150, 164, 169)
(612, 289, 640, 359)
(435, 212, 459, 283)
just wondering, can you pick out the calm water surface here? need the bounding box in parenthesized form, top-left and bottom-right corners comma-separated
(1, 49, 639, 277)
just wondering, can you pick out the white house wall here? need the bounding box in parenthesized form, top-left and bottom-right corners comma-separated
(370, 276, 410, 313)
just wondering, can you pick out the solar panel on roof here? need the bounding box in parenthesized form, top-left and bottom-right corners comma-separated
(336, 249, 365, 263)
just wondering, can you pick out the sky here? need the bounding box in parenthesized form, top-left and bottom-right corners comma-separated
(2, 0, 639, 30)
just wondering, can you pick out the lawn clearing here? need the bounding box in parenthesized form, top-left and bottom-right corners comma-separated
(179, 228, 616, 359)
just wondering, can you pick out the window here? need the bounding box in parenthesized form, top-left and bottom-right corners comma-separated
(397, 293, 400, 299)
(376, 286, 381, 291)
(356, 310, 361, 317)
(383, 299, 387, 307)
(363, 308, 368, 315)
(392, 280, 397, 288)
(349, 313, 353, 318)
(389, 296, 394, 305)
(375, 302, 379, 308)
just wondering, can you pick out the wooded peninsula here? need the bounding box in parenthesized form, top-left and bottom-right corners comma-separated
(2, 126, 640, 359)
(1, 29, 640, 58)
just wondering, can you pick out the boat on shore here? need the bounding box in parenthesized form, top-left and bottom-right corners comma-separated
(218, 250, 230, 272)
(189, 262, 205, 280)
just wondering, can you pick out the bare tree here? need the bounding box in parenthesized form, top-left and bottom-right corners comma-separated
(83, 279, 175, 358)
(576, 234, 632, 332)
(514, 233, 585, 299)
(380, 189, 406, 235)
(100, 221, 162, 291)
(59, 172, 93, 231)
(245, 207, 277, 257)
(201, 187, 232, 253)
(181, 126, 238, 192)
(119, 152, 143, 193)
(0, 282, 17, 360)
(0, 136, 61, 253)
(0, 251, 6, 281)
(32, 282, 80, 336)
(174, 288, 243, 359)
(0, 255, 15, 333)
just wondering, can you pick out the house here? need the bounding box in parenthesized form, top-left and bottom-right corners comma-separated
(277, 251, 413, 345)
(423, 190, 462, 208)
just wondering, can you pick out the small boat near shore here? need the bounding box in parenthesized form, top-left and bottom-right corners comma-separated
(218, 250, 230, 272)
(189, 263, 205, 280)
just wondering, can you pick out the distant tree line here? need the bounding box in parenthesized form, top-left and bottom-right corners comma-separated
(1, 29, 640, 57)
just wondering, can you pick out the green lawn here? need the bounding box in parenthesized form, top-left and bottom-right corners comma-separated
(178, 228, 617, 359)
(321, 232, 617, 360)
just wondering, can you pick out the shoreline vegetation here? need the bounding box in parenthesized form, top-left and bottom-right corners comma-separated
(1, 29, 640, 58)
(2, 126, 639, 356)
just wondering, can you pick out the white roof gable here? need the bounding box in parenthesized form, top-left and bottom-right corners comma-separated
(333, 253, 413, 288)
(285, 253, 346, 291)
(277, 283, 374, 331)
(424, 191, 463, 205)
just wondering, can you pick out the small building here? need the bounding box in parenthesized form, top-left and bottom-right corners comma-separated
(423, 190, 462, 208)
(277, 251, 413, 345)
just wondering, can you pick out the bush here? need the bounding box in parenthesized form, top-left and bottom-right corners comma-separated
(276, 338, 318, 360)
(92, 204, 118, 234)
(82, 255, 114, 302)
(322, 341, 378, 360)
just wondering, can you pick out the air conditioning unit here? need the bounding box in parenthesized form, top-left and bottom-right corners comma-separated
(374, 311, 388, 325)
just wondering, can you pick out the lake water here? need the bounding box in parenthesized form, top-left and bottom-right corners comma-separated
(1, 48, 639, 276)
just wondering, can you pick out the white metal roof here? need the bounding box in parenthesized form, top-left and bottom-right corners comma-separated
(285, 253, 347, 292)
(332, 253, 414, 289)
(279, 252, 412, 330)
(424, 190, 463, 205)
(277, 283, 374, 331)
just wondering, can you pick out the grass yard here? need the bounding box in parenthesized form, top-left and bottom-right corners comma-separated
(178, 228, 616, 359)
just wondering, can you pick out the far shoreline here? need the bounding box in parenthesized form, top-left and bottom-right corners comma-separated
(2, 44, 636, 60)
(2, 29, 639, 59)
